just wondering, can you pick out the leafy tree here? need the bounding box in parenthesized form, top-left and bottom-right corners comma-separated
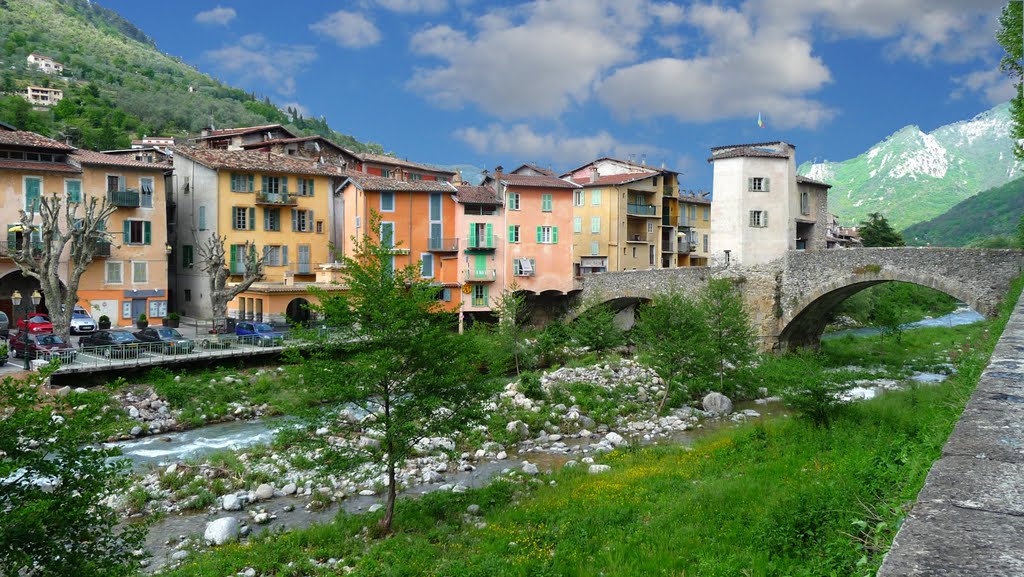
(491, 283, 530, 375)
(859, 213, 905, 247)
(633, 289, 710, 413)
(1017, 213, 1024, 248)
(700, 279, 756, 393)
(998, 0, 1024, 159)
(568, 302, 625, 352)
(0, 371, 144, 575)
(304, 212, 491, 533)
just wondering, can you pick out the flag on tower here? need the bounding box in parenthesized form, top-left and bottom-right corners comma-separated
(757, 112, 765, 128)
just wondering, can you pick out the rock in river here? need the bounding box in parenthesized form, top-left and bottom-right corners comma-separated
(204, 517, 239, 546)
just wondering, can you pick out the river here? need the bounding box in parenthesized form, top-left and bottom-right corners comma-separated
(823, 307, 984, 340)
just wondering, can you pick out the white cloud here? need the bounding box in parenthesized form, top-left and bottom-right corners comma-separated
(952, 66, 1017, 105)
(598, 4, 834, 129)
(375, 0, 448, 13)
(204, 34, 317, 96)
(195, 6, 236, 26)
(409, 0, 651, 118)
(280, 101, 311, 118)
(649, 2, 684, 25)
(310, 11, 381, 49)
(454, 124, 661, 167)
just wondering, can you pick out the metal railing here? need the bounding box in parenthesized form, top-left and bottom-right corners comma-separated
(626, 203, 657, 216)
(107, 189, 141, 207)
(466, 237, 496, 250)
(291, 261, 313, 275)
(464, 268, 496, 281)
(428, 237, 459, 252)
(677, 240, 692, 254)
(94, 241, 112, 257)
(0, 240, 44, 258)
(678, 215, 693, 228)
(255, 191, 297, 206)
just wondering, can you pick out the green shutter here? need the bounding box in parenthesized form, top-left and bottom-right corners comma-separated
(508, 225, 515, 243)
(248, 207, 256, 230)
(7, 227, 16, 248)
(67, 180, 81, 203)
(282, 176, 289, 194)
(25, 177, 40, 212)
(308, 179, 314, 196)
(230, 244, 237, 266)
(552, 226, 558, 244)
(536, 226, 542, 243)
(485, 224, 493, 247)
(143, 221, 152, 245)
(261, 176, 268, 193)
(248, 174, 255, 192)
(474, 254, 486, 275)
(264, 209, 270, 230)
(469, 224, 477, 248)
(123, 222, 130, 244)
(231, 173, 238, 191)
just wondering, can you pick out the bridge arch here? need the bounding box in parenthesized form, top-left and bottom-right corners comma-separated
(778, 270, 984, 350)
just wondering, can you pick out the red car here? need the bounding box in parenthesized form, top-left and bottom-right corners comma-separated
(17, 314, 53, 333)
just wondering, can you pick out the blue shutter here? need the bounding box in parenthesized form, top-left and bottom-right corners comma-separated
(508, 225, 515, 243)
(67, 180, 81, 203)
(291, 209, 298, 231)
(308, 179, 314, 197)
(282, 245, 288, 266)
(248, 207, 256, 230)
(123, 222, 130, 244)
(25, 177, 40, 212)
(282, 176, 289, 194)
(247, 174, 254, 192)
(261, 176, 268, 193)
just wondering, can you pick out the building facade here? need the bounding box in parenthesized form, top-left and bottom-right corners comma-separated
(23, 86, 63, 107)
(27, 53, 63, 74)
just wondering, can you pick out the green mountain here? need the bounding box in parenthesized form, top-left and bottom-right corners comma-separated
(0, 0, 382, 152)
(902, 176, 1024, 247)
(798, 102, 1022, 230)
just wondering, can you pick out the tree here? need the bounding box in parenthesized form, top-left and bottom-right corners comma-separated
(304, 212, 491, 533)
(196, 235, 264, 320)
(1016, 213, 1024, 248)
(0, 371, 145, 576)
(633, 289, 710, 413)
(998, 0, 1024, 159)
(858, 213, 905, 247)
(13, 192, 116, 340)
(492, 282, 529, 375)
(700, 279, 756, 393)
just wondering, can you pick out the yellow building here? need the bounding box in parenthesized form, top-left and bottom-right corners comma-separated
(172, 146, 346, 323)
(0, 124, 170, 325)
(677, 191, 712, 266)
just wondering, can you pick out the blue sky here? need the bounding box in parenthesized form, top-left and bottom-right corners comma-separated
(101, 0, 1014, 189)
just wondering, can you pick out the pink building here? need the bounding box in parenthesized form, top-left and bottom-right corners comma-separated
(454, 185, 506, 323)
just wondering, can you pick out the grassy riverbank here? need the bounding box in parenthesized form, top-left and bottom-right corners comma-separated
(161, 313, 1001, 576)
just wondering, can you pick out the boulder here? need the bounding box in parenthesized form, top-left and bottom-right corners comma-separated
(604, 432, 626, 447)
(254, 483, 275, 501)
(588, 464, 611, 474)
(702, 392, 733, 415)
(521, 462, 539, 475)
(281, 483, 297, 496)
(203, 517, 239, 546)
(222, 494, 242, 511)
(368, 504, 383, 513)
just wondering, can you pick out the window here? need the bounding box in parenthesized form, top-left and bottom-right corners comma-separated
(703, 207, 710, 220)
(409, 173, 423, 181)
(316, 220, 324, 234)
(24, 176, 41, 212)
(800, 191, 810, 215)
(123, 220, 152, 245)
(380, 191, 395, 212)
(182, 245, 194, 269)
(591, 189, 601, 206)
(106, 174, 125, 193)
(198, 206, 207, 230)
(132, 261, 148, 284)
(573, 190, 584, 206)
(230, 173, 255, 192)
(513, 258, 535, 276)
(591, 216, 601, 233)
(508, 224, 520, 243)
(591, 240, 600, 255)
(647, 222, 654, 234)
(233, 206, 255, 230)
(703, 234, 709, 252)
(464, 204, 497, 215)
(184, 289, 192, 302)
(263, 245, 283, 266)
(748, 177, 770, 192)
(296, 178, 314, 197)
(420, 253, 434, 278)
(435, 288, 452, 302)
(472, 284, 488, 307)
(381, 169, 393, 178)
(536, 226, 558, 244)
(541, 194, 553, 212)
(291, 209, 314, 232)
(469, 223, 493, 248)
(430, 193, 443, 220)
(573, 216, 582, 233)
(380, 221, 395, 248)
(632, 247, 637, 258)
(749, 210, 768, 227)
(690, 206, 696, 219)
(262, 176, 286, 194)
(264, 208, 280, 231)
(105, 261, 123, 284)
(65, 179, 81, 203)
(508, 192, 520, 210)
(140, 177, 154, 208)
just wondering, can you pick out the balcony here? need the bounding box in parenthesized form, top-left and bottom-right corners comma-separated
(428, 237, 459, 252)
(255, 190, 297, 206)
(291, 261, 313, 275)
(466, 238, 496, 251)
(676, 240, 692, 254)
(464, 268, 496, 282)
(678, 215, 693, 228)
(93, 241, 112, 257)
(0, 240, 43, 259)
(107, 189, 141, 208)
(626, 203, 658, 217)
(661, 214, 676, 226)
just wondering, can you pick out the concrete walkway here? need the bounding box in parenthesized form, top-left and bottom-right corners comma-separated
(878, 299, 1024, 575)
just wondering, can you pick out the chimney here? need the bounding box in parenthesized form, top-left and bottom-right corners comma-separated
(201, 127, 210, 138)
(495, 165, 503, 177)
(589, 166, 599, 183)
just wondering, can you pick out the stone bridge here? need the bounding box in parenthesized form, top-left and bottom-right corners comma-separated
(574, 248, 1024, 350)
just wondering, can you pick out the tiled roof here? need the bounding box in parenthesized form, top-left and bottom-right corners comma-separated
(195, 124, 295, 140)
(0, 159, 81, 173)
(562, 157, 678, 178)
(72, 150, 170, 170)
(571, 172, 657, 187)
(455, 185, 501, 205)
(678, 194, 712, 205)
(707, 146, 790, 162)
(358, 152, 456, 176)
(175, 146, 346, 176)
(494, 173, 579, 189)
(0, 129, 74, 151)
(796, 175, 832, 188)
(710, 141, 793, 151)
(512, 163, 557, 177)
(240, 135, 357, 156)
(343, 173, 457, 193)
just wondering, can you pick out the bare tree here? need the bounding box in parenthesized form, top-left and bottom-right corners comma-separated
(13, 193, 116, 340)
(196, 235, 265, 320)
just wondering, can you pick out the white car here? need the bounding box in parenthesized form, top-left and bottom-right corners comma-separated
(69, 306, 96, 334)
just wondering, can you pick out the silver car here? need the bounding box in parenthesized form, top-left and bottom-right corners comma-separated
(0, 311, 8, 338)
(70, 307, 96, 334)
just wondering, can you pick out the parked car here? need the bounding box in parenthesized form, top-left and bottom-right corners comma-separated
(0, 310, 8, 338)
(134, 327, 195, 354)
(9, 331, 77, 363)
(16, 314, 52, 333)
(79, 330, 142, 358)
(235, 321, 285, 346)
(70, 306, 96, 334)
